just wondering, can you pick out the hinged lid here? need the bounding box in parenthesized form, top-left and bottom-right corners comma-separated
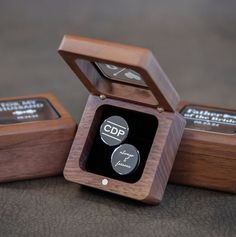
(58, 35, 180, 112)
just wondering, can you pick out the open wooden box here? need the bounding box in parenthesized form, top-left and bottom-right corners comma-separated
(0, 93, 77, 182)
(170, 101, 236, 193)
(59, 35, 186, 204)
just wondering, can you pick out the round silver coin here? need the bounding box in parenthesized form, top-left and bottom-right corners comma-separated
(100, 115, 129, 146)
(111, 144, 140, 175)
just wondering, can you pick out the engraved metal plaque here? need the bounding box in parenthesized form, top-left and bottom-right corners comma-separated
(181, 105, 236, 134)
(95, 62, 147, 87)
(0, 98, 60, 124)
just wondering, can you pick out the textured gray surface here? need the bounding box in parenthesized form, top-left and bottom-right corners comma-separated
(0, 1, 235, 236)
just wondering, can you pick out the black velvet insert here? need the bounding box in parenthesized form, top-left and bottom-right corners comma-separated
(84, 105, 158, 183)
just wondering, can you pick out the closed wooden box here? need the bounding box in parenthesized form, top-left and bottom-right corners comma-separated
(170, 101, 236, 193)
(59, 35, 186, 204)
(0, 93, 77, 182)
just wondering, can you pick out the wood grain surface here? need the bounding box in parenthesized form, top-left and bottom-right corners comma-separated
(0, 93, 77, 182)
(58, 35, 180, 112)
(64, 95, 185, 204)
(170, 101, 236, 193)
(59, 35, 185, 204)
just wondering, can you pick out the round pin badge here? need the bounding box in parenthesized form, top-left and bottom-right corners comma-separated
(111, 144, 140, 175)
(100, 115, 129, 146)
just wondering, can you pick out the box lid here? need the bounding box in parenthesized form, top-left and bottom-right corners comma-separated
(58, 35, 180, 112)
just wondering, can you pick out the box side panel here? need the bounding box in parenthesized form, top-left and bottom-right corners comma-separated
(0, 126, 76, 182)
(147, 113, 186, 204)
(170, 138, 236, 193)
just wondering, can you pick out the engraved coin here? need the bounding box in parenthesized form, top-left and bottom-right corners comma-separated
(100, 115, 129, 146)
(111, 144, 140, 175)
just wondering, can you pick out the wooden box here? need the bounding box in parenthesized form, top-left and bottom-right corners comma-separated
(59, 35, 186, 204)
(170, 101, 236, 193)
(0, 93, 77, 182)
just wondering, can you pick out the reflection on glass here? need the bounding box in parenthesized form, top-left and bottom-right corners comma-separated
(95, 62, 147, 87)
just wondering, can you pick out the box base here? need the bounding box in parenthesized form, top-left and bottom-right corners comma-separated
(170, 101, 236, 193)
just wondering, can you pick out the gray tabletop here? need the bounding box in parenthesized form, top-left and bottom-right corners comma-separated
(0, 1, 235, 236)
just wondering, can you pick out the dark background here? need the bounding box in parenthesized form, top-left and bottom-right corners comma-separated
(0, 1, 235, 236)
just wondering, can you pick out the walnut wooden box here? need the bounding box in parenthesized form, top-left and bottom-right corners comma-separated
(170, 101, 236, 193)
(59, 35, 186, 204)
(0, 93, 76, 182)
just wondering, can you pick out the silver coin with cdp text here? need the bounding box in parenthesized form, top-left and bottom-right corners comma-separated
(100, 115, 129, 146)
